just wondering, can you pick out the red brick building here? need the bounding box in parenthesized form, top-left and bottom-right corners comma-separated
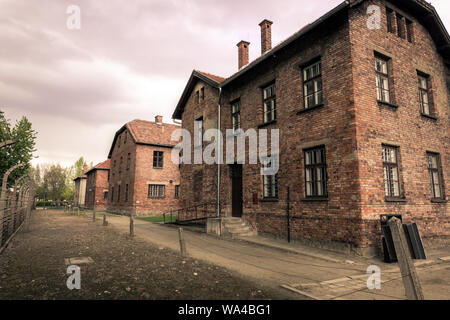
(173, 0, 449, 255)
(107, 117, 181, 216)
(84, 159, 110, 210)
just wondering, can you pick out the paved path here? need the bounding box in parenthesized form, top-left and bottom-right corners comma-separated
(101, 212, 450, 300)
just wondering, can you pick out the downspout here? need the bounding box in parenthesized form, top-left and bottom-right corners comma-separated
(217, 87, 222, 218)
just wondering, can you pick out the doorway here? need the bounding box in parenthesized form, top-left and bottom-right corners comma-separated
(230, 164, 243, 218)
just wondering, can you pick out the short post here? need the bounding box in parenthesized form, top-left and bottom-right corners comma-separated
(178, 228, 187, 257)
(388, 217, 424, 300)
(93, 206, 96, 222)
(129, 212, 134, 237)
(103, 214, 108, 226)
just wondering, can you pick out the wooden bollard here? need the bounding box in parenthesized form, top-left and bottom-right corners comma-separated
(129, 214, 134, 237)
(178, 228, 186, 257)
(103, 214, 108, 226)
(388, 217, 424, 300)
(93, 207, 96, 222)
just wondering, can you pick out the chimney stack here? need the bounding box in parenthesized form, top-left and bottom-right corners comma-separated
(83, 165, 87, 174)
(155, 115, 163, 125)
(259, 19, 273, 54)
(237, 40, 250, 70)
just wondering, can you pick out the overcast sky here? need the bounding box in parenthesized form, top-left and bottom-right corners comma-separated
(1, 0, 449, 168)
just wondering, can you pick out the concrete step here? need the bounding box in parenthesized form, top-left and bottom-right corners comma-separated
(223, 221, 247, 228)
(222, 217, 243, 223)
(227, 225, 251, 233)
(233, 231, 258, 239)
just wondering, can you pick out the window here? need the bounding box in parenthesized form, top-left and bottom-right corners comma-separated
(119, 156, 123, 173)
(113, 160, 116, 169)
(304, 146, 327, 197)
(175, 185, 180, 199)
(124, 131, 127, 144)
(303, 61, 323, 109)
(117, 185, 121, 202)
(148, 185, 165, 198)
(263, 169, 278, 199)
(263, 83, 276, 123)
(118, 135, 121, 148)
(195, 117, 203, 149)
(375, 56, 391, 103)
(104, 191, 108, 200)
(127, 153, 131, 170)
(386, 7, 395, 33)
(382, 145, 401, 198)
(386, 7, 414, 42)
(153, 151, 164, 168)
(406, 18, 414, 42)
(125, 184, 129, 202)
(231, 100, 241, 132)
(196, 91, 200, 104)
(427, 153, 444, 200)
(418, 73, 433, 116)
(396, 13, 405, 39)
(193, 171, 203, 202)
(200, 87, 205, 102)
(111, 187, 114, 203)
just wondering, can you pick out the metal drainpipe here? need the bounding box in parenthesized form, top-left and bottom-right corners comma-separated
(217, 87, 222, 218)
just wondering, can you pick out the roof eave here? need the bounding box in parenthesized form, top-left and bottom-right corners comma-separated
(172, 70, 221, 120)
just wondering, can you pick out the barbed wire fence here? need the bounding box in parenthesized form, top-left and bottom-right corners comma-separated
(0, 140, 36, 252)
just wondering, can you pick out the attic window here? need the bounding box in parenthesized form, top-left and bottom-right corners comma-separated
(386, 7, 414, 43)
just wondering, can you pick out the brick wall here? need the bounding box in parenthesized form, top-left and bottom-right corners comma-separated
(178, 0, 448, 254)
(108, 125, 181, 216)
(85, 169, 109, 210)
(348, 0, 449, 245)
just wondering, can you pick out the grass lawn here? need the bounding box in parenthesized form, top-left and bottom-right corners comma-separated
(136, 215, 177, 223)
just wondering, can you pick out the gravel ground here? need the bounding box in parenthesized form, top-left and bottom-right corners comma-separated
(0, 210, 291, 300)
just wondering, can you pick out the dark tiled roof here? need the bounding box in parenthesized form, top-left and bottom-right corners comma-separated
(195, 70, 226, 83)
(108, 119, 181, 158)
(126, 119, 180, 147)
(85, 159, 110, 175)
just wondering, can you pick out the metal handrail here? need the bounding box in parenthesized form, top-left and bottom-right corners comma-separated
(163, 201, 223, 224)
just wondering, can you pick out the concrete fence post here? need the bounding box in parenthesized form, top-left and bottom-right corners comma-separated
(388, 217, 425, 300)
(0, 163, 25, 242)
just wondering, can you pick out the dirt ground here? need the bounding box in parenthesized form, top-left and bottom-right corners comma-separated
(0, 210, 293, 300)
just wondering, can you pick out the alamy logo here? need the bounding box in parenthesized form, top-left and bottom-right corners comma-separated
(366, 265, 381, 290)
(171, 123, 280, 176)
(367, 5, 381, 30)
(66, 265, 81, 290)
(66, 5, 81, 30)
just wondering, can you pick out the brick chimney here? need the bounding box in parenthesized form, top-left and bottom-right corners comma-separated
(237, 40, 250, 70)
(155, 115, 163, 125)
(82, 165, 87, 174)
(259, 19, 273, 54)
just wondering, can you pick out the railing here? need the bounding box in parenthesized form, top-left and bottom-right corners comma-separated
(163, 201, 223, 224)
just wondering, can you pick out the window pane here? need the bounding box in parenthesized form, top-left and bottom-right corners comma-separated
(383, 167, 390, 196)
(305, 152, 312, 165)
(306, 182, 313, 196)
(432, 172, 441, 198)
